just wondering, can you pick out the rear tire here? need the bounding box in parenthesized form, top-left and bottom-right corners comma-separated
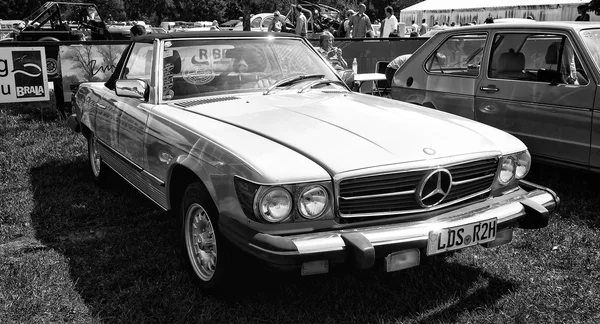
(180, 182, 231, 290)
(87, 133, 106, 184)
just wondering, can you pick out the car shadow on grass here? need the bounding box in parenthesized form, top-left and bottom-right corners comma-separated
(527, 162, 600, 229)
(29, 159, 517, 323)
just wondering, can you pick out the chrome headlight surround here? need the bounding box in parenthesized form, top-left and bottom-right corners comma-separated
(515, 151, 531, 179)
(298, 185, 329, 219)
(490, 150, 532, 195)
(498, 156, 515, 185)
(257, 186, 293, 223)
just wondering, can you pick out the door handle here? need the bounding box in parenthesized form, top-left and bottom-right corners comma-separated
(479, 86, 499, 92)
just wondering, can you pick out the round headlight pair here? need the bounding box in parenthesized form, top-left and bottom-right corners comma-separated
(258, 185, 328, 223)
(498, 151, 531, 185)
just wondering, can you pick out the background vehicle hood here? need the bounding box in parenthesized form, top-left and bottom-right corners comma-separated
(180, 92, 525, 174)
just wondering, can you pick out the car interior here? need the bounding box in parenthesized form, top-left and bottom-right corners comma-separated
(488, 34, 588, 85)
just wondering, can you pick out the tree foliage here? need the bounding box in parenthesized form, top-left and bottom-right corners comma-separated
(0, 0, 424, 24)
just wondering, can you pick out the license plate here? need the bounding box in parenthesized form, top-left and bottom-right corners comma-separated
(427, 218, 497, 256)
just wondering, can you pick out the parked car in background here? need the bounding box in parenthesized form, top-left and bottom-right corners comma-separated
(392, 22, 600, 172)
(11, 2, 111, 41)
(67, 31, 559, 290)
(250, 13, 293, 32)
(150, 26, 167, 34)
(220, 19, 242, 31)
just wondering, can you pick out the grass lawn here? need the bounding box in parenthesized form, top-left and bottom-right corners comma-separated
(1, 106, 599, 323)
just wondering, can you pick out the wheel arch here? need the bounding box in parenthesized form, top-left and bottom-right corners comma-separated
(167, 161, 218, 218)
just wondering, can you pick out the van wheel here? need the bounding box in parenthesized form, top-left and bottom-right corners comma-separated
(180, 182, 231, 290)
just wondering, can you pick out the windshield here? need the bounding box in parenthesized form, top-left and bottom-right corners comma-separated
(580, 29, 600, 70)
(160, 38, 340, 101)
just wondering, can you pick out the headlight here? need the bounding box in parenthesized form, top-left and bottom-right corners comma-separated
(259, 187, 292, 223)
(298, 185, 328, 219)
(498, 156, 515, 185)
(515, 151, 531, 179)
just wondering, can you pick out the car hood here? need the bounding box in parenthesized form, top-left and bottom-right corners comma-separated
(179, 92, 525, 175)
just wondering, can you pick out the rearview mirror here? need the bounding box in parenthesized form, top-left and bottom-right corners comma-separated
(115, 79, 148, 99)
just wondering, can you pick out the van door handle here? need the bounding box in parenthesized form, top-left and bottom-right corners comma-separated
(480, 86, 499, 92)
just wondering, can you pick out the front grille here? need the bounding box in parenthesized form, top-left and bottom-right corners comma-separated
(338, 157, 498, 217)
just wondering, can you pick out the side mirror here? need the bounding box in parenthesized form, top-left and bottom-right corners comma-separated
(115, 79, 147, 99)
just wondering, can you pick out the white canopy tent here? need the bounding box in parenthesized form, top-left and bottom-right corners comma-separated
(399, 0, 596, 27)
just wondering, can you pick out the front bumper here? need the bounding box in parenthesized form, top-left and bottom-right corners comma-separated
(221, 180, 559, 272)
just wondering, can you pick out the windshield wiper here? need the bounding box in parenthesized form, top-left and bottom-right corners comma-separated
(263, 74, 325, 95)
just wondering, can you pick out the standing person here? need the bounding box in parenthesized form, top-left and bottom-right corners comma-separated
(295, 4, 307, 38)
(380, 6, 398, 38)
(385, 54, 411, 86)
(268, 11, 282, 32)
(411, 20, 418, 33)
(419, 18, 428, 36)
(349, 3, 373, 38)
(339, 10, 354, 38)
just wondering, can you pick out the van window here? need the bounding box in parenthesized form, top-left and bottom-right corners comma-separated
(425, 33, 487, 76)
(489, 33, 588, 85)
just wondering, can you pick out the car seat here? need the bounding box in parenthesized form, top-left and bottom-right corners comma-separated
(496, 49, 526, 80)
(537, 42, 562, 83)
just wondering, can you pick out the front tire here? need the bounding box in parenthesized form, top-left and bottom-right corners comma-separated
(180, 182, 230, 290)
(87, 133, 106, 183)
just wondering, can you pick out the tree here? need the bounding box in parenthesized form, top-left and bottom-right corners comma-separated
(62, 45, 99, 82)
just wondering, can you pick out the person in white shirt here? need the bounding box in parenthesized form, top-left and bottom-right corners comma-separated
(411, 20, 418, 33)
(385, 54, 412, 86)
(380, 6, 398, 38)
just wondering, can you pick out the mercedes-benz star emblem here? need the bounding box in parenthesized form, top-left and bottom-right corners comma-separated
(417, 169, 452, 207)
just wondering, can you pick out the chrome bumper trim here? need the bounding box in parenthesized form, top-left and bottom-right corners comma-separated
(287, 188, 557, 254)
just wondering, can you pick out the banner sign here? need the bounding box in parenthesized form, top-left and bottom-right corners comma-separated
(59, 44, 128, 102)
(0, 47, 49, 103)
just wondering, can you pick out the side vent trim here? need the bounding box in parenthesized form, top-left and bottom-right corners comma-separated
(174, 96, 240, 108)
